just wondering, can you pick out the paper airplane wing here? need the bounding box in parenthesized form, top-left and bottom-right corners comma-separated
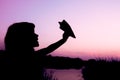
(59, 20, 76, 38)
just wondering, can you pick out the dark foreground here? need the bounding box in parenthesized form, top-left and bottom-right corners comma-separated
(1, 50, 120, 80)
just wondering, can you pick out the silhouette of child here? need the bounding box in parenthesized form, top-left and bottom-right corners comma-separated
(2, 21, 70, 80)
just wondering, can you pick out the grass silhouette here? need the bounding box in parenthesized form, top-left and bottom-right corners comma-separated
(82, 58, 120, 80)
(43, 70, 57, 80)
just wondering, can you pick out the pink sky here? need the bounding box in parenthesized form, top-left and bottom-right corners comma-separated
(1, 0, 120, 60)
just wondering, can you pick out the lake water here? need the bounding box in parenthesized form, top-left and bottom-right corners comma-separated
(44, 69, 84, 80)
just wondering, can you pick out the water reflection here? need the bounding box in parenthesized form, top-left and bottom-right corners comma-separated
(44, 69, 84, 80)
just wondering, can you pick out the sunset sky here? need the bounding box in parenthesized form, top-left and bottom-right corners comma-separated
(1, 0, 120, 60)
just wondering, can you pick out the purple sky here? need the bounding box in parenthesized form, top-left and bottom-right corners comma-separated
(1, 0, 120, 60)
